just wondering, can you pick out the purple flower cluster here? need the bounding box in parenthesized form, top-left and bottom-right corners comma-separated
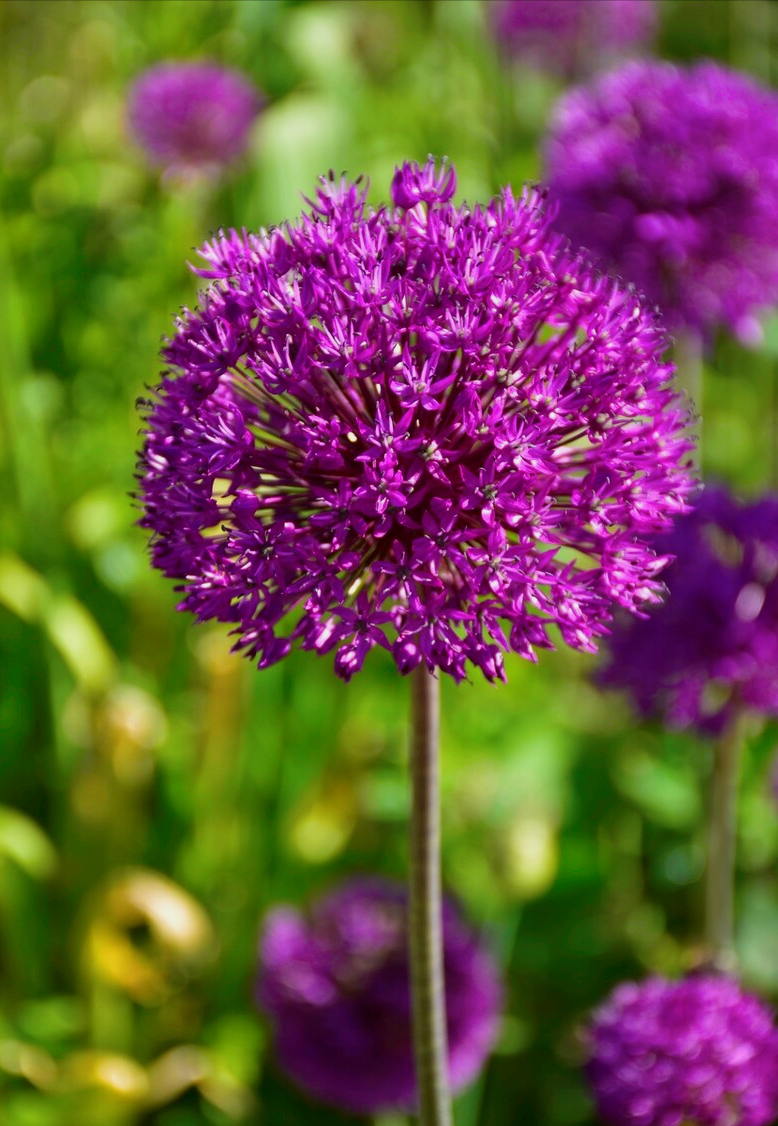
(127, 62, 262, 176)
(587, 975, 778, 1126)
(137, 159, 693, 683)
(545, 61, 778, 339)
(256, 877, 502, 1114)
(600, 487, 778, 735)
(490, 0, 656, 76)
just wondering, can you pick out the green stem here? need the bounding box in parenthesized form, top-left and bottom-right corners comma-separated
(769, 360, 778, 489)
(409, 665, 452, 1126)
(674, 328, 704, 469)
(704, 713, 745, 972)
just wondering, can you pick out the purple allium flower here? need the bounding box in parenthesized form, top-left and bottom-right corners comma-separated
(587, 975, 778, 1126)
(489, 0, 656, 77)
(256, 877, 502, 1114)
(600, 487, 778, 736)
(545, 61, 778, 341)
(127, 62, 262, 176)
(136, 158, 694, 683)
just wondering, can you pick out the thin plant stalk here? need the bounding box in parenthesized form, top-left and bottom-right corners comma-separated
(409, 665, 452, 1126)
(770, 360, 778, 488)
(674, 328, 704, 467)
(704, 712, 746, 972)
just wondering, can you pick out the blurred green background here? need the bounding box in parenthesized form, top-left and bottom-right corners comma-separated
(2, 1, 778, 1123)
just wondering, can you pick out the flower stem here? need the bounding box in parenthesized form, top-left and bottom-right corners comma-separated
(674, 328, 703, 468)
(704, 713, 745, 972)
(409, 664, 452, 1126)
(770, 360, 778, 488)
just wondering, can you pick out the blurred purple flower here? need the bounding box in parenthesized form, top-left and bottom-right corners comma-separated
(127, 61, 262, 176)
(137, 158, 694, 683)
(489, 0, 656, 77)
(600, 487, 778, 736)
(545, 61, 778, 340)
(256, 877, 502, 1114)
(587, 974, 778, 1126)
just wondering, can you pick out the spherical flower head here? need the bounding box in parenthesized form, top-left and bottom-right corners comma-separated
(137, 158, 694, 684)
(489, 0, 656, 77)
(587, 974, 778, 1126)
(600, 487, 778, 736)
(545, 60, 778, 340)
(255, 877, 502, 1114)
(127, 62, 262, 176)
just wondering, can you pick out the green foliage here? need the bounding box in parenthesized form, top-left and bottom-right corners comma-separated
(1, 1, 777, 1123)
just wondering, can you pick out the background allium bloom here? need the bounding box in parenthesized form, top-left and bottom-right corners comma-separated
(545, 61, 778, 339)
(256, 877, 502, 1114)
(600, 487, 778, 735)
(587, 975, 778, 1126)
(127, 62, 261, 175)
(490, 0, 655, 76)
(137, 159, 693, 683)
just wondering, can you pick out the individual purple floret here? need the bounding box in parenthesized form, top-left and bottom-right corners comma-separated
(256, 877, 502, 1114)
(137, 158, 694, 683)
(489, 0, 656, 77)
(127, 62, 262, 176)
(587, 975, 778, 1126)
(600, 487, 778, 736)
(545, 61, 778, 340)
